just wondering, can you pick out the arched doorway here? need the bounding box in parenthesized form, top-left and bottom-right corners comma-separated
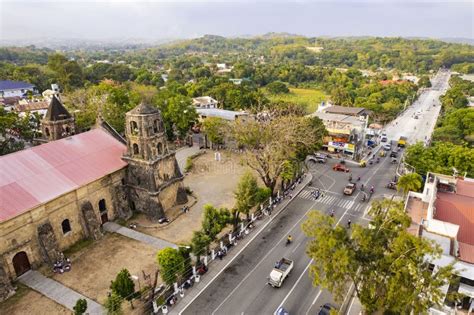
(12, 251, 31, 276)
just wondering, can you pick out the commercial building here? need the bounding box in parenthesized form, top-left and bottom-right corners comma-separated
(308, 111, 368, 159)
(405, 172, 474, 314)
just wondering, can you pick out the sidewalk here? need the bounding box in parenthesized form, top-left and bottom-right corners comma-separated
(175, 145, 201, 173)
(168, 173, 313, 314)
(19, 270, 104, 315)
(103, 222, 177, 249)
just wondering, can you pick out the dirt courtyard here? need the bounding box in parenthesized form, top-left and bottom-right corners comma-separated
(0, 283, 71, 315)
(48, 233, 159, 305)
(133, 150, 256, 245)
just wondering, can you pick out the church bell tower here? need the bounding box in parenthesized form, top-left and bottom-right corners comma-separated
(122, 103, 187, 220)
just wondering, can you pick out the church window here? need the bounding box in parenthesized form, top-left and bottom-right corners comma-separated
(65, 126, 70, 134)
(153, 120, 159, 133)
(99, 199, 106, 212)
(133, 143, 139, 155)
(130, 121, 139, 135)
(45, 127, 50, 137)
(61, 219, 71, 234)
(157, 142, 163, 155)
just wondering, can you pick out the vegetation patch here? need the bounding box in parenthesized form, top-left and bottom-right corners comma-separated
(267, 88, 327, 113)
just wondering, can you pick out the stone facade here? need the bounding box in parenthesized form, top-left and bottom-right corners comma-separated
(41, 95, 76, 141)
(0, 102, 188, 301)
(0, 169, 124, 288)
(37, 222, 62, 264)
(121, 103, 188, 221)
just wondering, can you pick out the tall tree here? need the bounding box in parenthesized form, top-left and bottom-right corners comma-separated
(232, 115, 326, 192)
(110, 269, 135, 307)
(104, 291, 123, 315)
(302, 199, 453, 314)
(397, 173, 423, 195)
(234, 171, 260, 221)
(156, 247, 186, 285)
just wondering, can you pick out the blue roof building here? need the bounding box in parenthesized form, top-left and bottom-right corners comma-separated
(0, 80, 36, 98)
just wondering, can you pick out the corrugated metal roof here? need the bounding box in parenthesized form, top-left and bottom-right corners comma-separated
(0, 80, 35, 91)
(0, 129, 127, 222)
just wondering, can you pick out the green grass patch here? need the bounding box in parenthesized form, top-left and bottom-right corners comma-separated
(63, 238, 94, 256)
(267, 88, 327, 113)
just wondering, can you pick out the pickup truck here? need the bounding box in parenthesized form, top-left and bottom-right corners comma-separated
(398, 136, 407, 148)
(268, 258, 293, 288)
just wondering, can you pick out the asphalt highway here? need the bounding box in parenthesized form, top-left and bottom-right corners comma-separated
(181, 150, 399, 315)
(180, 70, 451, 315)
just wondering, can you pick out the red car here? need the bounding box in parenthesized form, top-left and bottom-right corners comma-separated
(333, 164, 350, 172)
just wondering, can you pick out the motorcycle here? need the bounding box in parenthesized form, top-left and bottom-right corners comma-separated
(386, 182, 397, 190)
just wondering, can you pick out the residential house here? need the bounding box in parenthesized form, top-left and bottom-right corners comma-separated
(405, 172, 474, 314)
(0, 80, 37, 98)
(196, 108, 249, 122)
(192, 96, 218, 109)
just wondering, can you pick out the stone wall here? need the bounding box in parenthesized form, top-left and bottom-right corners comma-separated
(80, 202, 103, 241)
(0, 169, 123, 280)
(0, 263, 15, 302)
(37, 222, 62, 264)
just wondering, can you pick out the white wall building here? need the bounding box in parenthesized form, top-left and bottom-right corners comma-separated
(0, 80, 37, 98)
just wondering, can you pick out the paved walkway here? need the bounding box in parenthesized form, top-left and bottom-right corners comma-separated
(103, 222, 177, 249)
(19, 270, 104, 315)
(175, 145, 201, 173)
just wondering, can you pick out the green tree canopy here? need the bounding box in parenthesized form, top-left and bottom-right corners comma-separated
(302, 199, 453, 314)
(104, 292, 123, 315)
(110, 269, 135, 302)
(201, 204, 232, 240)
(156, 247, 186, 285)
(234, 171, 260, 220)
(404, 142, 474, 178)
(73, 298, 87, 315)
(232, 115, 326, 192)
(201, 117, 228, 147)
(266, 81, 289, 94)
(397, 173, 423, 195)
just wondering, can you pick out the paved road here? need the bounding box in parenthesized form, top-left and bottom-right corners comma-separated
(180, 151, 398, 315)
(384, 69, 451, 146)
(179, 69, 451, 315)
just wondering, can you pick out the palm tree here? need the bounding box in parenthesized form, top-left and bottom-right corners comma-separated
(397, 173, 423, 195)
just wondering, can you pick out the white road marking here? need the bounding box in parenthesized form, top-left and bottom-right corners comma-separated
(291, 240, 304, 253)
(305, 290, 323, 315)
(210, 199, 320, 315)
(274, 202, 352, 314)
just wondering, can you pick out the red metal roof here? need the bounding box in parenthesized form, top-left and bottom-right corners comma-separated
(434, 180, 474, 263)
(0, 129, 127, 222)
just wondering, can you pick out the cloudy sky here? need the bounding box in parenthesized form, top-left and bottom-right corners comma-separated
(1, 0, 473, 42)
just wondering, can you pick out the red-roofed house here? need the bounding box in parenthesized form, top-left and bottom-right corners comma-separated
(405, 172, 474, 313)
(0, 102, 188, 301)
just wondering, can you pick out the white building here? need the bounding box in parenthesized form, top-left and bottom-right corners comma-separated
(192, 96, 218, 109)
(196, 108, 249, 122)
(0, 80, 37, 98)
(405, 172, 474, 314)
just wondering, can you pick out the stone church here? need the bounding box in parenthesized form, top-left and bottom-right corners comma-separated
(0, 96, 188, 300)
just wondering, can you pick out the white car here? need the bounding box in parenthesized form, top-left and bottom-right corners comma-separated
(383, 144, 391, 151)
